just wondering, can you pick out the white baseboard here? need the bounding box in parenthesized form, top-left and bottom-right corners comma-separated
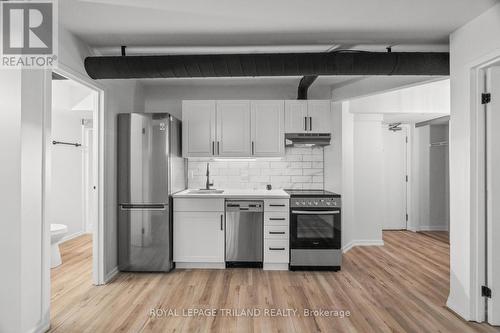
(60, 231, 89, 243)
(104, 266, 119, 283)
(418, 225, 449, 231)
(175, 262, 225, 269)
(263, 263, 288, 271)
(30, 319, 50, 333)
(343, 239, 384, 253)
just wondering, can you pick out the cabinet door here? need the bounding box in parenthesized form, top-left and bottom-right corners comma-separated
(216, 100, 251, 156)
(182, 101, 216, 157)
(307, 100, 332, 133)
(285, 100, 308, 133)
(173, 211, 224, 262)
(250, 100, 284, 157)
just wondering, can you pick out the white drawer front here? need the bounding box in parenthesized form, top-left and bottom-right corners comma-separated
(264, 199, 289, 211)
(174, 198, 225, 212)
(264, 212, 289, 226)
(264, 239, 289, 263)
(264, 225, 289, 239)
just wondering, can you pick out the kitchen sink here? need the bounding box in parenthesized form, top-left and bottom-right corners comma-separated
(188, 189, 224, 194)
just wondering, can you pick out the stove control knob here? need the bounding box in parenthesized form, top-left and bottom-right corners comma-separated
(314, 202, 319, 205)
(326, 201, 331, 205)
(301, 201, 306, 205)
(308, 202, 312, 205)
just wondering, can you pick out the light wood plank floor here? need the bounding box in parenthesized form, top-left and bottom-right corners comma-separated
(50, 232, 500, 333)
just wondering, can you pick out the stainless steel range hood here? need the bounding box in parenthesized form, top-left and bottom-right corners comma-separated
(285, 133, 331, 147)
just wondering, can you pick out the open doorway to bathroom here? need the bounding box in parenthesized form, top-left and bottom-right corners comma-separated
(49, 72, 99, 300)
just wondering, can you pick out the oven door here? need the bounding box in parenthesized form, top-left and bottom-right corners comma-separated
(290, 208, 341, 249)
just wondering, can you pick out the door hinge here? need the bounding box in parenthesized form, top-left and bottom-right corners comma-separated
(482, 286, 492, 298)
(406, 175, 408, 182)
(406, 136, 408, 143)
(482, 93, 491, 104)
(406, 214, 408, 222)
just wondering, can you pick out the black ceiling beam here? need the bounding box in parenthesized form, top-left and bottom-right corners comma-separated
(84, 51, 449, 80)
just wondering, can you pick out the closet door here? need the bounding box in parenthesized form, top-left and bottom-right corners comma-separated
(216, 100, 251, 157)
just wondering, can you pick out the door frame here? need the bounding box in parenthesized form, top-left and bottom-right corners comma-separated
(469, 50, 500, 322)
(49, 64, 106, 286)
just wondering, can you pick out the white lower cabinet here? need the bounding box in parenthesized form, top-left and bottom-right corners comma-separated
(173, 198, 225, 268)
(173, 197, 289, 270)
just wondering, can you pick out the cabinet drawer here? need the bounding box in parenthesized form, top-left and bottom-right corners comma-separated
(264, 212, 289, 225)
(264, 239, 289, 263)
(264, 225, 289, 239)
(174, 198, 225, 212)
(264, 199, 289, 211)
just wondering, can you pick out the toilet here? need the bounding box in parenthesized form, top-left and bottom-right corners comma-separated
(51, 224, 68, 268)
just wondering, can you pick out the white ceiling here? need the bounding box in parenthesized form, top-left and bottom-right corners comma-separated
(62, 0, 498, 48)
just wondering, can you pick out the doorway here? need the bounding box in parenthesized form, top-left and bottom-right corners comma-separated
(49, 70, 102, 289)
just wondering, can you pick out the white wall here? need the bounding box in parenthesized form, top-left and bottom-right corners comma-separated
(347, 79, 450, 115)
(324, 102, 342, 193)
(448, 2, 500, 320)
(51, 82, 94, 239)
(0, 70, 51, 333)
(342, 110, 385, 250)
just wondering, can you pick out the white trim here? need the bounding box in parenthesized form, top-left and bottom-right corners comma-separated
(60, 231, 90, 243)
(30, 321, 50, 333)
(342, 240, 385, 253)
(175, 262, 226, 269)
(417, 225, 449, 232)
(263, 263, 289, 271)
(104, 266, 119, 283)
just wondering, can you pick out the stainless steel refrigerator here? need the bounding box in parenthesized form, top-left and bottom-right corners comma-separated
(117, 113, 185, 272)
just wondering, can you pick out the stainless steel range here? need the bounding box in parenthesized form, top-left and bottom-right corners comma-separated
(285, 189, 341, 271)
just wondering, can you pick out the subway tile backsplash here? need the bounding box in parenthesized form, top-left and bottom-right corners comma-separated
(187, 147, 324, 190)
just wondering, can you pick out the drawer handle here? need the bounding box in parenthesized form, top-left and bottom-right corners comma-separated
(269, 218, 285, 221)
(269, 247, 285, 251)
(269, 204, 285, 207)
(269, 231, 285, 235)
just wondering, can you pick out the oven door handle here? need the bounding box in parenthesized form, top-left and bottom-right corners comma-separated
(291, 210, 340, 215)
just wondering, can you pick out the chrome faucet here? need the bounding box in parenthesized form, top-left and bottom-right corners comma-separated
(205, 163, 214, 190)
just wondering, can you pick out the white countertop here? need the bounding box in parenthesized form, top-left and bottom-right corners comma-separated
(173, 189, 290, 199)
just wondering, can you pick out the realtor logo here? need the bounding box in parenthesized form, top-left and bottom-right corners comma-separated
(1, 0, 57, 68)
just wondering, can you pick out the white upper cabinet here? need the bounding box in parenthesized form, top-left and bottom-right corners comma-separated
(285, 100, 308, 133)
(284, 100, 331, 133)
(307, 100, 332, 133)
(182, 100, 216, 157)
(250, 100, 284, 157)
(216, 100, 251, 157)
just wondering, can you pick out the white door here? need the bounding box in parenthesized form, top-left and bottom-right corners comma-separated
(383, 126, 408, 230)
(486, 66, 500, 325)
(173, 211, 225, 262)
(250, 100, 284, 157)
(182, 100, 216, 157)
(285, 100, 308, 133)
(307, 100, 332, 133)
(216, 100, 251, 157)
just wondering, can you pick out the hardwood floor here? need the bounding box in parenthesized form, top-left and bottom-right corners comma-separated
(419, 230, 450, 244)
(50, 232, 499, 333)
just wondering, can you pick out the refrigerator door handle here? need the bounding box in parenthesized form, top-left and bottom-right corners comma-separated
(119, 203, 167, 211)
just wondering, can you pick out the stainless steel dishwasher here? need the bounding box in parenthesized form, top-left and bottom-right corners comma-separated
(225, 201, 263, 267)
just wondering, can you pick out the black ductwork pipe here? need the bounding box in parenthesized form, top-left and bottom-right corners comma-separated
(297, 75, 318, 100)
(84, 51, 449, 79)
